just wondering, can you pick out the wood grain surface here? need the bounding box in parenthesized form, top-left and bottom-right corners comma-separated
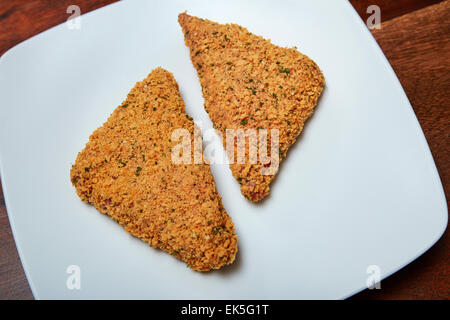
(0, 0, 448, 300)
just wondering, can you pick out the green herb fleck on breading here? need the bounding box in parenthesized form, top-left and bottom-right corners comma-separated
(118, 159, 126, 167)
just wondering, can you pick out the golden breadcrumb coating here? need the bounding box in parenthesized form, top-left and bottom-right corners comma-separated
(179, 13, 325, 202)
(70, 68, 237, 271)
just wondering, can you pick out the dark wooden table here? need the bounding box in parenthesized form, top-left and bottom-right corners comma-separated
(0, 0, 448, 300)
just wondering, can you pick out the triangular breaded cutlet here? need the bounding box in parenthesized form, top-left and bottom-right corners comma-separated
(179, 13, 325, 202)
(70, 68, 237, 271)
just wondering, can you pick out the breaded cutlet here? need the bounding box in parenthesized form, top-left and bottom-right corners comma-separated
(70, 68, 238, 271)
(178, 13, 325, 202)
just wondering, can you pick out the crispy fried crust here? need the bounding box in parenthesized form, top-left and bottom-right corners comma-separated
(70, 68, 237, 271)
(179, 13, 325, 202)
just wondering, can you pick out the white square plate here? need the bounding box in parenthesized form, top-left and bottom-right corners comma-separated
(0, 0, 447, 299)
